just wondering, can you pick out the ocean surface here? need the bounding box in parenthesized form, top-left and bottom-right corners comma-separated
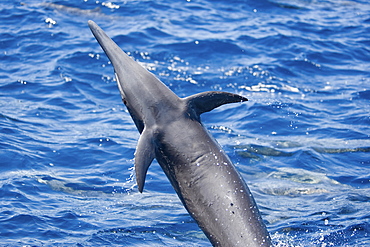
(1, 0, 369, 246)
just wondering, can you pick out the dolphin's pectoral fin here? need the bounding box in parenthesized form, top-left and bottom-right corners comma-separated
(185, 91, 248, 115)
(134, 128, 156, 192)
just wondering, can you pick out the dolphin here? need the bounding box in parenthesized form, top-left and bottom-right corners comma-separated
(88, 20, 272, 247)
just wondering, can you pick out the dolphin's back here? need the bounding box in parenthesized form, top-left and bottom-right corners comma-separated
(155, 116, 271, 246)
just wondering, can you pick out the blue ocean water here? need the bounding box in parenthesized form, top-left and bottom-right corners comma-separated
(1, 0, 369, 246)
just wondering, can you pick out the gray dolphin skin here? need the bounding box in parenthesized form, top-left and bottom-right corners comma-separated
(88, 20, 272, 247)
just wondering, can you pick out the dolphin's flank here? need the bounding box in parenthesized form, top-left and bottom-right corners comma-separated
(88, 20, 272, 247)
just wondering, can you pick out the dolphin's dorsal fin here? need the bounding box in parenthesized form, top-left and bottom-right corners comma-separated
(134, 127, 156, 192)
(185, 91, 248, 116)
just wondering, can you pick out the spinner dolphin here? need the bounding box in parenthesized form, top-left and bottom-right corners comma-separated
(88, 20, 272, 247)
